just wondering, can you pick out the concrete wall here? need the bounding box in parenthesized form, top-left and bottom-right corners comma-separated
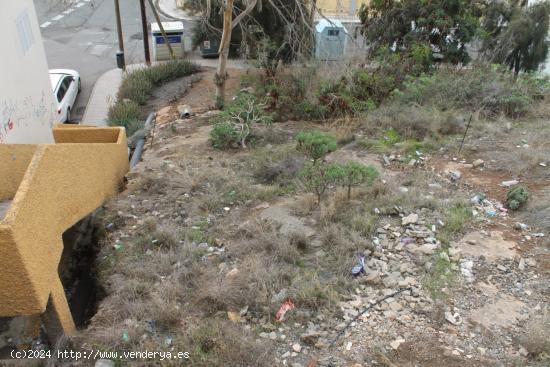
(0, 0, 55, 144)
(0, 125, 129, 335)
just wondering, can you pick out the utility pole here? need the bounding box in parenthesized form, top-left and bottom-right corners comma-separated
(139, 0, 151, 66)
(114, 0, 126, 70)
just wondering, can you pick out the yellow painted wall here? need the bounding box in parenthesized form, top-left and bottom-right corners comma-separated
(0, 126, 128, 325)
(317, 0, 369, 15)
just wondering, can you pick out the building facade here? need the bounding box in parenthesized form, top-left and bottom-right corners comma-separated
(0, 0, 55, 144)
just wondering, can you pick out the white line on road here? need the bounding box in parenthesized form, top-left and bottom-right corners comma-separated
(75, 2, 85, 8)
(40, 21, 52, 28)
(51, 14, 65, 21)
(63, 8, 75, 15)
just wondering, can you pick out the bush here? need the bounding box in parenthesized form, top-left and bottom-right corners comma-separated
(118, 60, 200, 106)
(339, 162, 379, 200)
(210, 122, 240, 149)
(392, 65, 549, 118)
(107, 100, 142, 136)
(118, 71, 154, 105)
(296, 131, 338, 163)
(506, 186, 529, 210)
(299, 162, 345, 203)
(210, 94, 273, 149)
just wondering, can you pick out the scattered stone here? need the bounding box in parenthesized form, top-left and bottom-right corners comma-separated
(445, 310, 463, 325)
(361, 270, 380, 285)
(346, 341, 353, 351)
(292, 343, 302, 353)
(472, 159, 484, 168)
(501, 180, 519, 187)
(401, 213, 419, 226)
(460, 260, 474, 283)
(300, 331, 321, 346)
(398, 186, 409, 193)
(225, 268, 240, 278)
(518, 258, 525, 271)
(390, 338, 405, 350)
(450, 171, 461, 181)
(518, 346, 529, 357)
(525, 258, 537, 267)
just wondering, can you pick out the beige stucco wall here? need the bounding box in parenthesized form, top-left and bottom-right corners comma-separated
(0, 0, 55, 144)
(0, 126, 128, 328)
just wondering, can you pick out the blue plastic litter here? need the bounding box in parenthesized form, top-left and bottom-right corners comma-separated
(351, 255, 366, 276)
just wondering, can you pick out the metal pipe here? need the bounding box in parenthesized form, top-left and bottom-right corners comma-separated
(139, 0, 151, 66)
(130, 113, 156, 169)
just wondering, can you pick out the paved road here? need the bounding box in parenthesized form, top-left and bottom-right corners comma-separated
(35, 0, 193, 123)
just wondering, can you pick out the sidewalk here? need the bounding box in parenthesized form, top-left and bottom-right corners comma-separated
(81, 68, 121, 126)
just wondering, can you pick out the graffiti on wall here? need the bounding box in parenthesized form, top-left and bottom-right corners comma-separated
(0, 91, 54, 143)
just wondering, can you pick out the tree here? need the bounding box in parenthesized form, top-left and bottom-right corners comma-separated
(214, 0, 259, 108)
(296, 131, 338, 164)
(340, 162, 379, 200)
(185, 0, 314, 108)
(299, 162, 345, 203)
(481, 0, 550, 76)
(358, 0, 480, 65)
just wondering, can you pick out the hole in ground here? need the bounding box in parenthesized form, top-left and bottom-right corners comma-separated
(59, 213, 106, 328)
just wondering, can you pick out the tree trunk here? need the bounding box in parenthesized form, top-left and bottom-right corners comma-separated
(215, 0, 234, 109)
(347, 185, 351, 200)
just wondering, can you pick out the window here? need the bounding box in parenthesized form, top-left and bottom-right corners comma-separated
(56, 77, 72, 102)
(16, 10, 35, 55)
(328, 29, 340, 37)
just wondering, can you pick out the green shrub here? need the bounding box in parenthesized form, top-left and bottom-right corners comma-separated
(118, 71, 154, 105)
(296, 131, 338, 163)
(210, 122, 240, 149)
(210, 94, 273, 149)
(506, 186, 529, 210)
(118, 60, 200, 106)
(107, 99, 141, 135)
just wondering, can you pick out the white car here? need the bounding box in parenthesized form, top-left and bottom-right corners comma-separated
(49, 69, 81, 123)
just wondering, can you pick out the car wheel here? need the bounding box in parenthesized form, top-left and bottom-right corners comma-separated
(78, 79, 81, 93)
(66, 108, 71, 123)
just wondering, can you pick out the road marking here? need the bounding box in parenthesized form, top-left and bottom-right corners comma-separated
(51, 14, 64, 21)
(63, 8, 75, 15)
(40, 21, 52, 28)
(75, 2, 85, 7)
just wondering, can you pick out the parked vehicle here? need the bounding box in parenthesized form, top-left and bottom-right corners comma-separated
(49, 69, 81, 123)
